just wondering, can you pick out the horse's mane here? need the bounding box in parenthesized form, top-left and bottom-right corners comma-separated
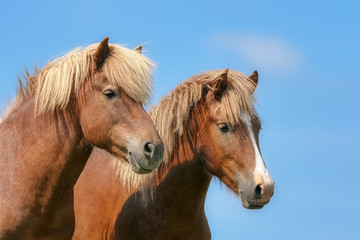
(112, 69, 257, 201)
(1, 42, 154, 120)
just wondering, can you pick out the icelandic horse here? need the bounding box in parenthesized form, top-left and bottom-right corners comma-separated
(0, 38, 164, 239)
(73, 68, 275, 239)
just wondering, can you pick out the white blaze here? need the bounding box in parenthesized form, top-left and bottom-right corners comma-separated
(240, 112, 273, 185)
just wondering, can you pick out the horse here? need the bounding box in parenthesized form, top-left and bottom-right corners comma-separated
(72, 69, 275, 239)
(0, 38, 164, 239)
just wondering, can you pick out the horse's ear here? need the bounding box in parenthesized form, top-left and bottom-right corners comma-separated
(94, 37, 110, 70)
(248, 70, 258, 93)
(133, 44, 142, 54)
(209, 68, 228, 100)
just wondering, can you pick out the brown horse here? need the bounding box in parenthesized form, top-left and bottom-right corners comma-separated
(72, 69, 274, 239)
(0, 38, 164, 239)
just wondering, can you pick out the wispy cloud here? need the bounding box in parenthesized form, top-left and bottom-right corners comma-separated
(211, 34, 302, 72)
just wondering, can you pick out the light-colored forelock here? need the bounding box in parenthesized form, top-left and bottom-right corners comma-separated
(4, 42, 154, 116)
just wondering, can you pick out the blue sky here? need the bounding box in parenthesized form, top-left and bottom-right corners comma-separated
(1, 1, 359, 239)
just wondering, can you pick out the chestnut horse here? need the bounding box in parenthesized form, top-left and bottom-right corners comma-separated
(0, 38, 164, 239)
(72, 69, 274, 239)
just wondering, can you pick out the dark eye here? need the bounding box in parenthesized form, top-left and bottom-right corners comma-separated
(217, 122, 229, 133)
(103, 89, 116, 99)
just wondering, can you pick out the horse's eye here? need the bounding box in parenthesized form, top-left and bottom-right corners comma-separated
(217, 122, 229, 133)
(103, 89, 116, 99)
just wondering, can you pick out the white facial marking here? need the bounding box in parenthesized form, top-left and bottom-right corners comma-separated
(240, 112, 273, 185)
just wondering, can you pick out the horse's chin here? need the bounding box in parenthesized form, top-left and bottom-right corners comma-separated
(129, 153, 154, 174)
(240, 199, 264, 209)
(238, 191, 266, 210)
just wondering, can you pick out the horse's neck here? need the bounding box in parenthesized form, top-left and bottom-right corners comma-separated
(0, 98, 92, 228)
(154, 134, 212, 222)
(115, 113, 212, 238)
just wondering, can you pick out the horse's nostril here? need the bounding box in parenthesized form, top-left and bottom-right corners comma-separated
(144, 142, 155, 158)
(254, 184, 263, 199)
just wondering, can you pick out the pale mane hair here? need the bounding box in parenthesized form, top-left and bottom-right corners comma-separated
(1, 41, 154, 120)
(111, 69, 257, 203)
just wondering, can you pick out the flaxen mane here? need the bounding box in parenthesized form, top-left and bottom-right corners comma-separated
(1, 42, 154, 120)
(112, 69, 257, 196)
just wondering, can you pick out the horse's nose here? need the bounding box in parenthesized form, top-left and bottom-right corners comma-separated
(143, 141, 164, 162)
(254, 174, 274, 204)
(256, 182, 274, 204)
(254, 184, 263, 199)
(144, 142, 155, 158)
